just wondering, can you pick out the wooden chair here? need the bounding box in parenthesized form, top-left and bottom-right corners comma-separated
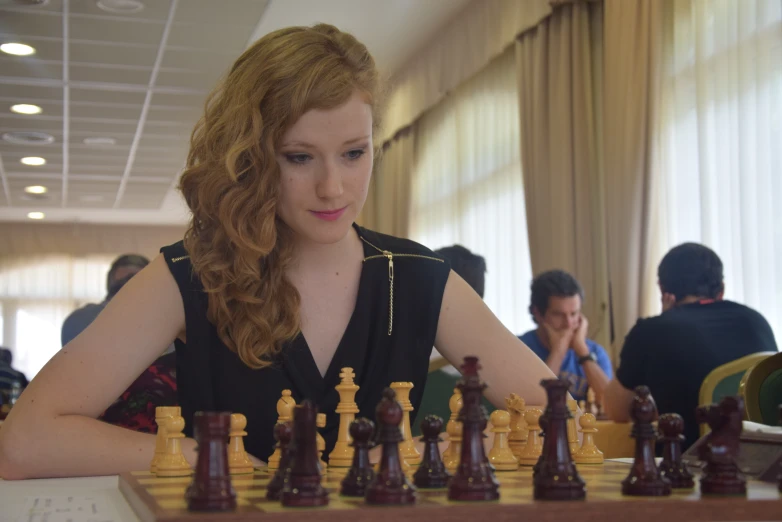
(699, 352, 777, 436)
(739, 351, 782, 426)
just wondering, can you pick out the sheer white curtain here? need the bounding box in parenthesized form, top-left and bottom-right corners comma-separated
(0, 256, 113, 378)
(652, 0, 782, 342)
(410, 48, 535, 336)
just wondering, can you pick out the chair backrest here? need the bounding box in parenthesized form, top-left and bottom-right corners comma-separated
(414, 359, 496, 437)
(739, 351, 782, 426)
(698, 352, 777, 436)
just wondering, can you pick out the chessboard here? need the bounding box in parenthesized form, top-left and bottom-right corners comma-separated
(118, 461, 782, 522)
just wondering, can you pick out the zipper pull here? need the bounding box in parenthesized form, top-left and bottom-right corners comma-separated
(384, 251, 394, 336)
(384, 251, 394, 282)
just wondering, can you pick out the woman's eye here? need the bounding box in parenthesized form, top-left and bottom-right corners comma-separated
(345, 149, 365, 160)
(285, 154, 311, 164)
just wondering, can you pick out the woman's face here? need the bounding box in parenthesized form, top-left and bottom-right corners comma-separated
(276, 90, 374, 245)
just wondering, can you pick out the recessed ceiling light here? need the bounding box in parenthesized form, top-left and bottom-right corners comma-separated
(2, 131, 55, 145)
(21, 156, 46, 166)
(27, 211, 45, 220)
(83, 136, 117, 146)
(11, 103, 42, 115)
(96, 0, 144, 14)
(24, 185, 48, 194)
(0, 43, 36, 56)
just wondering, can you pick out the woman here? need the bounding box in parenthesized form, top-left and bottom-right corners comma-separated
(0, 24, 556, 480)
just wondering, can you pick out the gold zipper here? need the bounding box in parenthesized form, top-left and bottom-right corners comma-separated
(360, 235, 444, 336)
(171, 255, 189, 263)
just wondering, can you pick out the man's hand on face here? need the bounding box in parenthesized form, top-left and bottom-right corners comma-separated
(543, 321, 574, 355)
(573, 314, 590, 357)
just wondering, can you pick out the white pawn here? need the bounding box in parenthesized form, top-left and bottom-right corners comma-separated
(228, 413, 255, 475)
(156, 415, 192, 477)
(267, 389, 296, 471)
(442, 388, 463, 473)
(574, 413, 604, 464)
(517, 408, 543, 466)
(489, 410, 519, 471)
(566, 399, 579, 455)
(316, 413, 328, 474)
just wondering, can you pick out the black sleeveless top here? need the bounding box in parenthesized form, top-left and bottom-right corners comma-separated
(160, 224, 451, 462)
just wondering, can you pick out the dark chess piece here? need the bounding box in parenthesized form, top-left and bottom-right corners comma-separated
(447, 357, 500, 501)
(658, 413, 694, 489)
(281, 400, 329, 507)
(779, 405, 782, 494)
(365, 388, 417, 505)
(414, 415, 451, 488)
(266, 422, 293, 501)
(621, 386, 671, 496)
(186, 411, 237, 511)
(532, 379, 586, 501)
(340, 417, 376, 497)
(696, 396, 746, 496)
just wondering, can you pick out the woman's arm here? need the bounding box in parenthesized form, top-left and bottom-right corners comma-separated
(0, 255, 191, 479)
(434, 270, 557, 408)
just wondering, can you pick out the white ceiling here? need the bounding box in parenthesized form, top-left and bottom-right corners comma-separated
(0, 0, 471, 225)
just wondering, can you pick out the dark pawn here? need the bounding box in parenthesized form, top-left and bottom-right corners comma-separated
(658, 413, 694, 489)
(533, 379, 586, 501)
(696, 396, 746, 496)
(340, 417, 376, 497)
(281, 400, 329, 507)
(448, 357, 499, 501)
(413, 415, 451, 489)
(186, 412, 237, 511)
(621, 386, 671, 496)
(365, 388, 417, 505)
(266, 422, 293, 501)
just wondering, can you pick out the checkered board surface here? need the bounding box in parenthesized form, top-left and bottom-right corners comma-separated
(118, 461, 782, 522)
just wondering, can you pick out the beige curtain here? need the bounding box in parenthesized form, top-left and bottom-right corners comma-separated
(516, 1, 610, 351)
(409, 48, 535, 336)
(358, 130, 415, 237)
(0, 222, 186, 258)
(602, 0, 665, 357)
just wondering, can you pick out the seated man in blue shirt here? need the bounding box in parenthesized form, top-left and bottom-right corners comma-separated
(518, 270, 612, 401)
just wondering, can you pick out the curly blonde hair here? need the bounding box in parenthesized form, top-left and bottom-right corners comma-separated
(179, 24, 381, 369)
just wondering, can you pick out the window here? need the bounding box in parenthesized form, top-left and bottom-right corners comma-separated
(410, 48, 535, 336)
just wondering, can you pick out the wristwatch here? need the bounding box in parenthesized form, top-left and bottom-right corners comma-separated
(577, 352, 597, 365)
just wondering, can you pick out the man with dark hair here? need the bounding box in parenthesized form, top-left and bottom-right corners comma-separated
(0, 348, 28, 395)
(61, 254, 150, 346)
(604, 243, 778, 450)
(518, 270, 612, 401)
(434, 245, 486, 298)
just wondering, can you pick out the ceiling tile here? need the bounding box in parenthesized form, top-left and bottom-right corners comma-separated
(160, 48, 235, 71)
(145, 106, 200, 126)
(0, 100, 63, 118)
(70, 88, 146, 105)
(0, 10, 63, 38)
(70, 104, 142, 120)
(69, 133, 133, 147)
(70, 41, 158, 68)
(70, 17, 164, 45)
(0, 1, 63, 15)
(70, 64, 152, 86)
(70, 0, 173, 20)
(0, 84, 62, 102)
(70, 164, 124, 176)
(155, 68, 222, 90)
(166, 23, 250, 51)
(173, 0, 268, 26)
(0, 37, 62, 62)
(0, 57, 63, 80)
(70, 119, 138, 134)
(148, 91, 207, 109)
(0, 115, 60, 132)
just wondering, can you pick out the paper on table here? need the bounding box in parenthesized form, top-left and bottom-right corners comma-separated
(15, 495, 121, 522)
